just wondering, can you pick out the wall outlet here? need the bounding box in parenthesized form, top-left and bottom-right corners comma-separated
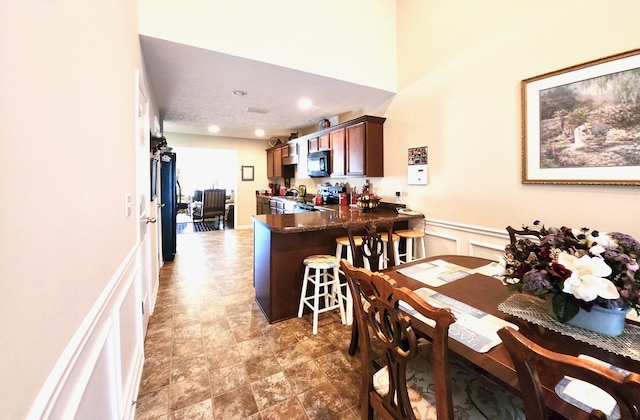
(395, 185, 402, 197)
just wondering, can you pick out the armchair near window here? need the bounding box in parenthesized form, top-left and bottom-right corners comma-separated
(192, 189, 226, 225)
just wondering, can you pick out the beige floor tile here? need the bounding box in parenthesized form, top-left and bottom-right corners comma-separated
(137, 229, 357, 418)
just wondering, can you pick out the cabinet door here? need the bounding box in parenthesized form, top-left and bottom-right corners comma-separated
(289, 143, 298, 156)
(266, 149, 275, 178)
(256, 197, 269, 215)
(308, 137, 318, 153)
(346, 123, 365, 176)
(318, 133, 330, 150)
(273, 146, 283, 177)
(330, 128, 345, 177)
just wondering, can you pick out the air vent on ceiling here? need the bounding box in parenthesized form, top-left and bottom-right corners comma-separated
(245, 107, 270, 114)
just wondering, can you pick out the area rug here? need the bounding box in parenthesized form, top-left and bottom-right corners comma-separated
(177, 222, 222, 234)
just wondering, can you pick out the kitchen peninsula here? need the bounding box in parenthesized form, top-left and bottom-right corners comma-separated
(251, 204, 424, 323)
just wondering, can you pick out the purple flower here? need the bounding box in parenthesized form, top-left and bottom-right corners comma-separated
(609, 232, 640, 253)
(521, 270, 553, 292)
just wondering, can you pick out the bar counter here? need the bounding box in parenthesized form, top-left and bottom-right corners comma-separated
(251, 204, 424, 323)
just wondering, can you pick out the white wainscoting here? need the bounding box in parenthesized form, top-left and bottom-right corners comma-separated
(28, 246, 145, 420)
(424, 218, 510, 261)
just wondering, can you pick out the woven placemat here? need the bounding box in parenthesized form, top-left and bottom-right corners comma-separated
(498, 294, 640, 361)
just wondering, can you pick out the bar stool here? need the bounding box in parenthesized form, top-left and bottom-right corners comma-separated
(335, 236, 362, 325)
(335, 235, 362, 266)
(297, 254, 346, 335)
(396, 229, 426, 263)
(378, 232, 399, 269)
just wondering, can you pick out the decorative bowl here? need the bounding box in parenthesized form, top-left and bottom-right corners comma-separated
(356, 195, 380, 213)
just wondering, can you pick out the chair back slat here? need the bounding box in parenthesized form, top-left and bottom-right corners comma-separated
(498, 326, 640, 419)
(345, 221, 397, 271)
(341, 260, 456, 420)
(506, 225, 543, 245)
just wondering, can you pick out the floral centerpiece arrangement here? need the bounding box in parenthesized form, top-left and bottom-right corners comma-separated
(499, 221, 640, 323)
(356, 193, 381, 213)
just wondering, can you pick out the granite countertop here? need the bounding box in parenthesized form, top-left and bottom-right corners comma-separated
(251, 203, 424, 233)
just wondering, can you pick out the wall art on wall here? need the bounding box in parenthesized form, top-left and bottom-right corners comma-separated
(408, 146, 428, 185)
(522, 48, 640, 185)
(241, 165, 254, 181)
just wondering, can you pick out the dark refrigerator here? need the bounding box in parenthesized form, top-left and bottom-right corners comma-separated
(160, 151, 177, 261)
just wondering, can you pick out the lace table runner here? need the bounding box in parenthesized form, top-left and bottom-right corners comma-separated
(497, 294, 640, 361)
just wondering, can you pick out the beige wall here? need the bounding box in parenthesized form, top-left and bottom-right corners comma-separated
(4, 0, 640, 416)
(0, 1, 146, 417)
(385, 0, 640, 239)
(167, 133, 269, 227)
(139, 0, 397, 92)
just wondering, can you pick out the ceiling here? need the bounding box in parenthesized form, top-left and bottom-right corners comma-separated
(140, 36, 396, 141)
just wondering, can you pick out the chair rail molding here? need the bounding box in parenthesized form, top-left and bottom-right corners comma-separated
(468, 239, 506, 257)
(425, 218, 508, 238)
(424, 218, 510, 260)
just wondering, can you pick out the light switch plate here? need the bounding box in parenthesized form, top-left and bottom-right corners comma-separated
(125, 193, 133, 217)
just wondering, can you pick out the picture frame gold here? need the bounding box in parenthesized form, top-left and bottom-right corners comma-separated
(522, 49, 640, 185)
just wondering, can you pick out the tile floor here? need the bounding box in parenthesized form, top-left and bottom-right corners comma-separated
(134, 228, 360, 419)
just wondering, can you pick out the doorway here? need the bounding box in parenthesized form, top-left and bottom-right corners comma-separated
(172, 146, 237, 232)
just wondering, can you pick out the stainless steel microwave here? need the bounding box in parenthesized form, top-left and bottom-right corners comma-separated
(307, 150, 330, 177)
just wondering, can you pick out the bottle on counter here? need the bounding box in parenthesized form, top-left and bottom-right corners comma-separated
(362, 180, 370, 195)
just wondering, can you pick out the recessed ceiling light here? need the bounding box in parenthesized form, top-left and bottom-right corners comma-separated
(208, 125, 220, 133)
(232, 90, 247, 97)
(298, 98, 312, 110)
(255, 129, 265, 137)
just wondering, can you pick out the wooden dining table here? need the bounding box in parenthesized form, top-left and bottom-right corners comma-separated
(385, 254, 640, 420)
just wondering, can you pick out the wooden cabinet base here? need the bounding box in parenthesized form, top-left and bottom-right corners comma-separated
(253, 219, 408, 323)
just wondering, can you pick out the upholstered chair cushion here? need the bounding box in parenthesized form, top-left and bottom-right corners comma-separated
(372, 344, 525, 419)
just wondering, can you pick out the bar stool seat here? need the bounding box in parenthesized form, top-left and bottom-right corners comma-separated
(297, 254, 346, 335)
(335, 236, 362, 265)
(395, 229, 426, 263)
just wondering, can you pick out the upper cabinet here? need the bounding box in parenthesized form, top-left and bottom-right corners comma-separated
(282, 142, 299, 165)
(330, 116, 385, 177)
(329, 128, 346, 177)
(267, 144, 295, 179)
(267, 115, 385, 180)
(307, 133, 330, 153)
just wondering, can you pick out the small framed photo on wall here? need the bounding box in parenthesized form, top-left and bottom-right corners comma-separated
(241, 165, 254, 181)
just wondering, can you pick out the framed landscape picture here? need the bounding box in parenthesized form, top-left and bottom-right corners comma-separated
(521, 49, 640, 185)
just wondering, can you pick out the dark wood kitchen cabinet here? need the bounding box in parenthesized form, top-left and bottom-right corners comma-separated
(307, 133, 330, 153)
(267, 145, 294, 179)
(330, 128, 345, 177)
(330, 115, 385, 177)
(256, 196, 270, 215)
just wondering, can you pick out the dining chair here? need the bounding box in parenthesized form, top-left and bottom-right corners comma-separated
(344, 220, 397, 355)
(497, 326, 640, 419)
(506, 225, 543, 245)
(193, 189, 226, 225)
(341, 260, 524, 419)
(346, 220, 397, 272)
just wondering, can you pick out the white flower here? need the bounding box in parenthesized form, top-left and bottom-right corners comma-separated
(495, 254, 507, 276)
(586, 231, 616, 248)
(590, 244, 606, 256)
(558, 252, 619, 302)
